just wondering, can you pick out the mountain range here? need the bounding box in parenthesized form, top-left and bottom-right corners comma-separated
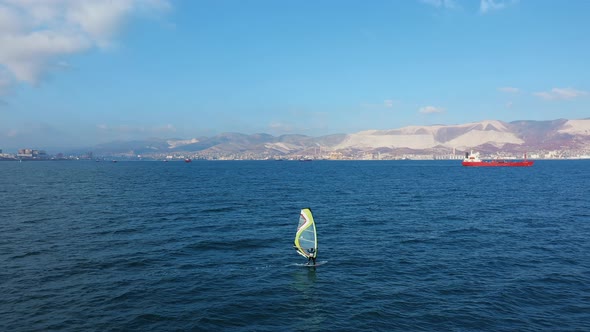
(87, 118, 590, 158)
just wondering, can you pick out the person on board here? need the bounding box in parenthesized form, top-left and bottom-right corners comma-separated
(307, 248, 317, 265)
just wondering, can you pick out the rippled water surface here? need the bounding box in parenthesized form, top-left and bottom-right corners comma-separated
(1, 160, 590, 331)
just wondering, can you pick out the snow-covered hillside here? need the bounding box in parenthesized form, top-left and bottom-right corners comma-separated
(334, 120, 523, 150)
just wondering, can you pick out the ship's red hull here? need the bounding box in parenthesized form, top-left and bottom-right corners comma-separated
(462, 160, 534, 167)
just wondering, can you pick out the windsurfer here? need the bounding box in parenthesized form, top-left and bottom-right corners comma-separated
(307, 248, 316, 265)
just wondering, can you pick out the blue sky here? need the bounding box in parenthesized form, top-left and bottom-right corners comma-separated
(0, 0, 589, 150)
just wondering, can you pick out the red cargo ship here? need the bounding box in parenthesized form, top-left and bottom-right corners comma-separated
(462, 152, 534, 167)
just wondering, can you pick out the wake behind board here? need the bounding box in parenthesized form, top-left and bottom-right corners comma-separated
(293, 261, 328, 267)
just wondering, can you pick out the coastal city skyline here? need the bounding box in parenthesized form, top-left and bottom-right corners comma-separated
(1, 0, 589, 150)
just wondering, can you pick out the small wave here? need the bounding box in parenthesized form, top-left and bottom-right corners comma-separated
(400, 236, 440, 244)
(111, 227, 141, 235)
(11, 251, 42, 259)
(123, 259, 151, 268)
(127, 313, 176, 328)
(186, 237, 275, 252)
(201, 206, 237, 213)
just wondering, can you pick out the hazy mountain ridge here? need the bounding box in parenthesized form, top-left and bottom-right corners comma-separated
(87, 119, 590, 157)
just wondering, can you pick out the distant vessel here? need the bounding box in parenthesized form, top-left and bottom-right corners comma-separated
(294, 208, 318, 265)
(462, 151, 534, 167)
(184, 158, 192, 163)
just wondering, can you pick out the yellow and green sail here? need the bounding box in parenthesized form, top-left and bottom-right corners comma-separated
(294, 208, 317, 259)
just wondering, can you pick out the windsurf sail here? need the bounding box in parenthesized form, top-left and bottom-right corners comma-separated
(294, 208, 317, 259)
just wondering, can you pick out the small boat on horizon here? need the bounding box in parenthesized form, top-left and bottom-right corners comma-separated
(184, 158, 192, 163)
(462, 151, 534, 167)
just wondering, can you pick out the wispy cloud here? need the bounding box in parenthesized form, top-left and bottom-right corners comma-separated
(97, 123, 177, 135)
(480, 0, 518, 14)
(2, 129, 18, 137)
(419, 105, 445, 114)
(0, 68, 13, 95)
(0, 0, 170, 86)
(360, 99, 396, 109)
(268, 121, 295, 133)
(498, 87, 520, 93)
(420, 0, 458, 9)
(533, 88, 589, 101)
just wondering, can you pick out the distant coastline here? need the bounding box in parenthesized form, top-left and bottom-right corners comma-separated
(2, 154, 590, 162)
(2, 118, 589, 161)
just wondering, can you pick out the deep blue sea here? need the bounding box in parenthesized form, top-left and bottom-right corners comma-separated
(1, 160, 589, 331)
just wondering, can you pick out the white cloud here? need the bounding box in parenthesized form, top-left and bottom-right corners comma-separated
(480, 0, 518, 14)
(420, 0, 457, 9)
(419, 105, 445, 114)
(66, 1, 136, 48)
(533, 88, 589, 101)
(499, 87, 520, 93)
(0, 0, 170, 85)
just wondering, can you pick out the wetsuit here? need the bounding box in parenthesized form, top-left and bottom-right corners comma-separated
(307, 248, 316, 265)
